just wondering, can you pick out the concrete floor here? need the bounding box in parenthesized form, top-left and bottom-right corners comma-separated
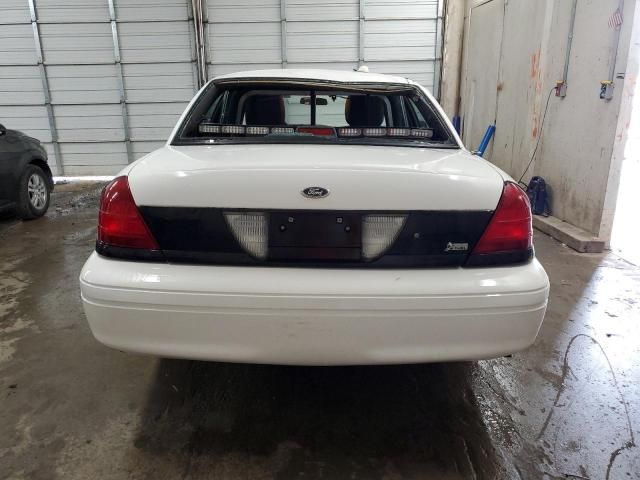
(0, 183, 638, 480)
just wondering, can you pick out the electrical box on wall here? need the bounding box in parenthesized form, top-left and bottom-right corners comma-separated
(600, 81, 614, 100)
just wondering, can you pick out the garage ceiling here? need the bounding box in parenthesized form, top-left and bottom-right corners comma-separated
(0, 0, 442, 175)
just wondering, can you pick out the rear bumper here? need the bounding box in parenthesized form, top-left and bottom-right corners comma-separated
(80, 252, 549, 365)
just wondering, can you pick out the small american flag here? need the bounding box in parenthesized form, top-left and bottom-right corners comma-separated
(608, 7, 623, 29)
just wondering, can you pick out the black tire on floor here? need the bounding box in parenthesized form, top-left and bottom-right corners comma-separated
(17, 165, 51, 220)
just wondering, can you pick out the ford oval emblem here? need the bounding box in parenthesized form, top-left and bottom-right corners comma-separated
(301, 186, 330, 199)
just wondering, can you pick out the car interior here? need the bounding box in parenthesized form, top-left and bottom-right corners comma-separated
(182, 84, 454, 143)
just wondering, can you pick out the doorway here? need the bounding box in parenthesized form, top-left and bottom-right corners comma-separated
(611, 74, 640, 266)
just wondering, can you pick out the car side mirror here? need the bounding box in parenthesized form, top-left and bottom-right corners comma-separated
(0, 124, 6, 136)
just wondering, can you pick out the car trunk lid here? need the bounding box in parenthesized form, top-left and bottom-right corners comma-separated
(128, 144, 503, 211)
(126, 144, 504, 267)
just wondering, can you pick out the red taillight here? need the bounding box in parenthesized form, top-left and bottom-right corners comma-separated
(97, 176, 159, 250)
(472, 182, 532, 254)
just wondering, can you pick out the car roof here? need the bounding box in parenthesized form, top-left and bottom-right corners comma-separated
(213, 68, 412, 85)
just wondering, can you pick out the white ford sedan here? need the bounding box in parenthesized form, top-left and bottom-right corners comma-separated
(80, 69, 549, 365)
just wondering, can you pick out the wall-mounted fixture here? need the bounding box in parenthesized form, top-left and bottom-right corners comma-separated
(555, 80, 567, 97)
(600, 80, 615, 100)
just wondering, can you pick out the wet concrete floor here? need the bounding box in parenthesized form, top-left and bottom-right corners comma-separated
(0, 182, 638, 479)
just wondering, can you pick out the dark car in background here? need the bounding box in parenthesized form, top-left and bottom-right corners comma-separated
(0, 124, 53, 219)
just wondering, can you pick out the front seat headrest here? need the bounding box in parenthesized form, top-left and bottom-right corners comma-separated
(345, 96, 385, 127)
(245, 95, 285, 125)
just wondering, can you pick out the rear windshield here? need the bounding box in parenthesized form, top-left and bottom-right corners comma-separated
(173, 81, 457, 148)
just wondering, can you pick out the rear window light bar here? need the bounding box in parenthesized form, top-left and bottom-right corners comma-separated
(362, 128, 384, 137)
(221, 125, 245, 135)
(246, 126, 270, 135)
(199, 122, 434, 139)
(338, 127, 433, 139)
(198, 123, 296, 136)
(271, 127, 295, 135)
(199, 123, 220, 134)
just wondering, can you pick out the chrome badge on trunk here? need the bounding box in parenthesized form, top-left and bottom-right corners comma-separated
(301, 187, 330, 199)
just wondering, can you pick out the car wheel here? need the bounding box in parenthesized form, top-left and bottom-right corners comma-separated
(17, 165, 51, 220)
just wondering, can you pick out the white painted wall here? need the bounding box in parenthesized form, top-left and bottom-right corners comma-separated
(458, 0, 637, 239)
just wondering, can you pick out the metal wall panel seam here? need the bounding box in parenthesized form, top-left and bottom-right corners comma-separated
(1, 60, 197, 67)
(202, 0, 211, 86)
(354, 16, 440, 22)
(10, 19, 191, 25)
(280, 0, 287, 67)
(107, 0, 133, 163)
(204, 17, 440, 24)
(359, 0, 365, 66)
(27, 0, 64, 174)
(432, 0, 443, 98)
(190, 0, 208, 88)
(197, 0, 208, 86)
(186, 0, 201, 90)
(207, 58, 438, 65)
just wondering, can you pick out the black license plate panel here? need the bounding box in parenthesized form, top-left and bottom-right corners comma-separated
(269, 212, 362, 261)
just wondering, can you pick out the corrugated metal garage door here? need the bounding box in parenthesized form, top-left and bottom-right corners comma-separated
(207, 0, 442, 90)
(0, 0, 441, 175)
(0, 0, 198, 175)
